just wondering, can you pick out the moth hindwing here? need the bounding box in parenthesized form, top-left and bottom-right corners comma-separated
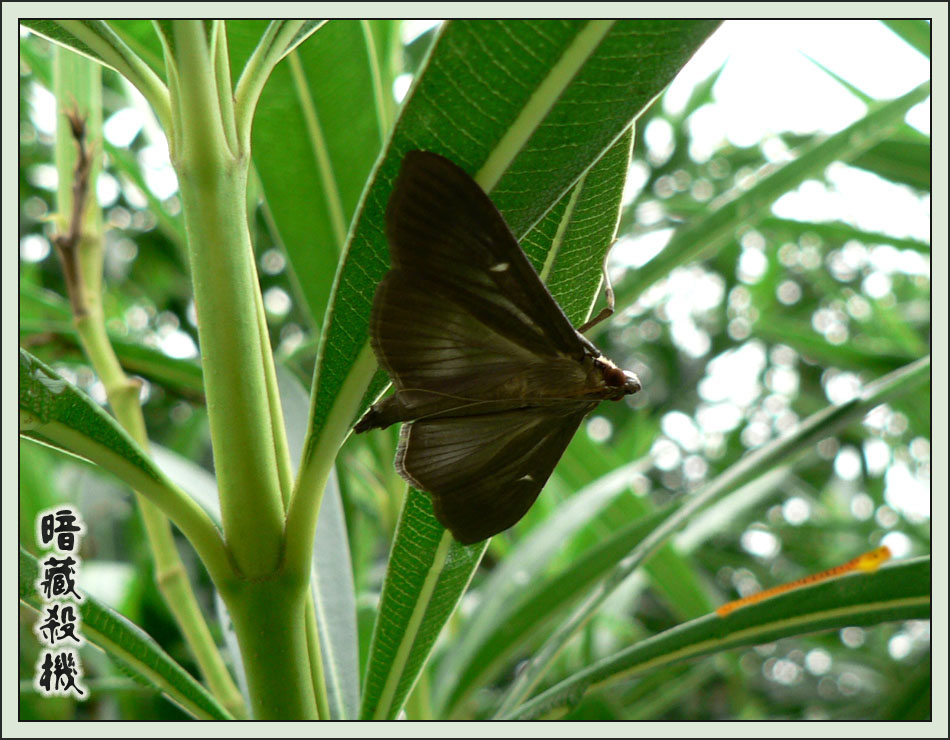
(355, 151, 640, 544)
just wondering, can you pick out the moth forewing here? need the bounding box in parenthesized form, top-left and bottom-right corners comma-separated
(354, 150, 641, 543)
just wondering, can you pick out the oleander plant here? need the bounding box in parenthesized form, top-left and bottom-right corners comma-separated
(18, 19, 930, 721)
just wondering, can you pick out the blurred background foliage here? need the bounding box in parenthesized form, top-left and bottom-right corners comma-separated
(19, 19, 930, 721)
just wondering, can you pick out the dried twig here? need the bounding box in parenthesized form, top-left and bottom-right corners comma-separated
(52, 107, 95, 318)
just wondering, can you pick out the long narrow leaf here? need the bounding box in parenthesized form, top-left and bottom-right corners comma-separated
(18, 348, 229, 582)
(882, 19, 931, 58)
(504, 556, 930, 719)
(19, 547, 231, 720)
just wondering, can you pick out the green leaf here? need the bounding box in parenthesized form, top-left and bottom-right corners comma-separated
(19, 547, 232, 720)
(752, 316, 918, 376)
(800, 52, 930, 192)
(851, 135, 931, 192)
(758, 216, 930, 255)
(359, 493, 487, 719)
(525, 127, 634, 326)
(245, 19, 387, 328)
(18, 348, 227, 579)
(504, 556, 930, 719)
(882, 19, 931, 58)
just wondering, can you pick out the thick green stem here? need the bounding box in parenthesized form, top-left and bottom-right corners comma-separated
(223, 581, 319, 719)
(169, 22, 318, 718)
(172, 21, 285, 578)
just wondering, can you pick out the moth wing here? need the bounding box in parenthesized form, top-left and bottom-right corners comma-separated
(396, 404, 594, 543)
(384, 150, 585, 358)
(369, 271, 590, 419)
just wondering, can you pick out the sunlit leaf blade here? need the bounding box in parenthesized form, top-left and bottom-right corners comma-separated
(851, 135, 931, 192)
(524, 127, 634, 326)
(798, 56, 930, 193)
(503, 556, 930, 720)
(622, 81, 931, 306)
(19, 547, 231, 720)
(752, 316, 919, 375)
(758, 216, 930, 255)
(882, 19, 931, 58)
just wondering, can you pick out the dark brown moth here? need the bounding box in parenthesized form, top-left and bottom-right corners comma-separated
(354, 151, 641, 544)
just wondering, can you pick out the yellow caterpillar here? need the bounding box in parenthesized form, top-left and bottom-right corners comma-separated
(716, 545, 892, 617)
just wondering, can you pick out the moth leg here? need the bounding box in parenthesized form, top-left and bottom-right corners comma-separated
(577, 242, 616, 334)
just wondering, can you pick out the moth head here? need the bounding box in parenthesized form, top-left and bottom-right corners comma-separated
(619, 370, 641, 395)
(595, 357, 641, 398)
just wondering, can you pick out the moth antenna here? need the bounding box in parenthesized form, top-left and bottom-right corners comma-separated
(577, 240, 617, 334)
